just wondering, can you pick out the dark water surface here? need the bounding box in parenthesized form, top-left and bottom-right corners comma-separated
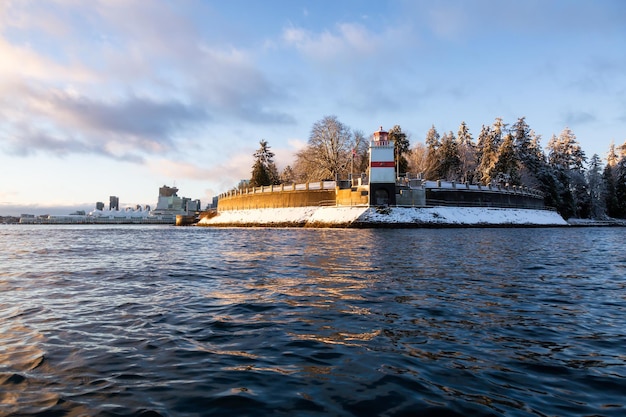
(1, 225, 625, 416)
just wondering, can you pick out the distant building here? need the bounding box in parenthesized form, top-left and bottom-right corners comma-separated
(109, 196, 119, 211)
(154, 186, 183, 212)
(150, 185, 196, 219)
(17, 184, 200, 225)
(186, 199, 201, 212)
(19, 214, 36, 224)
(205, 196, 219, 210)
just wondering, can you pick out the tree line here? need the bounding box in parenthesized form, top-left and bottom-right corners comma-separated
(247, 115, 626, 220)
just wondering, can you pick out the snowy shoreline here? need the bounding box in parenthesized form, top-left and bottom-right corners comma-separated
(198, 206, 568, 228)
(565, 218, 626, 227)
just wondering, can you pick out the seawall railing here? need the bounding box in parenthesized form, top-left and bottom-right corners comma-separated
(418, 180, 544, 198)
(219, 181, 337, 199)
(218, 178, 544, 205)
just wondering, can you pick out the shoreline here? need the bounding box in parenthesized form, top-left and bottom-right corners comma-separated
(197, 206, 570, 228)
(4, 210, 625, 227)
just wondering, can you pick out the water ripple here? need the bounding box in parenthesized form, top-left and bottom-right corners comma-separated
(0, 225, 625, 416)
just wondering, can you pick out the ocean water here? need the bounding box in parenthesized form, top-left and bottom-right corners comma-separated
(1, 225, 625, 417)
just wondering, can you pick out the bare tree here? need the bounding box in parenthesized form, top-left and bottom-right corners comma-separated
(407, 142, 428, 176)
(293, 115, 355, 181)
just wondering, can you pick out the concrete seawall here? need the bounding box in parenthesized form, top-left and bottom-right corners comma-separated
(219, 180, 546, 211)
(207, 180, 559, 228)
(218, 188, 336, 211)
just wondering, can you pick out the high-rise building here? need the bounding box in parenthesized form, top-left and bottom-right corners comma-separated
(109, 196, 119, 211)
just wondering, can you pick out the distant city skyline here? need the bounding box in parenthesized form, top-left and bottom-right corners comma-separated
(1, 1, 625, 215)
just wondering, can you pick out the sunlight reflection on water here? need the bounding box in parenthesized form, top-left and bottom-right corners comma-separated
(0, 225, 625, 416)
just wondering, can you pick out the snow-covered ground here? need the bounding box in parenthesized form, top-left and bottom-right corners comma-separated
(357, 206, 566, 226)
(198, 206, 567, 227)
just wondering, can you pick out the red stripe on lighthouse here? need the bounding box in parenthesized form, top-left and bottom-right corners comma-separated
(371, 161, 395, 168)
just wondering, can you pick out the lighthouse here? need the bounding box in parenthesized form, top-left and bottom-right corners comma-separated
(369, 126, 396, 206)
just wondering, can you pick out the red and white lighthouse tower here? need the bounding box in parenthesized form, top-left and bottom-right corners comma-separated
(369, 126, 396, 206)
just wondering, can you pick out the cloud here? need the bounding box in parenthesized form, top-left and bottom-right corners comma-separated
(42, 91, 208, 142)
(89, 1, 295, 124)
(397, 0, 626, 47)
(190, 46, 295, 124)
(148, 159, 218, 181)
(0, 82, 208, 160)
(563, 111, 596, 126)
(147, 152, 252, 194)
(280, 21, 422, 115)
(0, 0, 298, 163)
(427, 3, 470, 41)
(283, 22, 386, 65)
(2, 123, 144, 162)
(0, 37, 94, 83)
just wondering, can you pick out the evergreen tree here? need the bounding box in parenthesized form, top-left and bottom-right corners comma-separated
(475, 125, 497, 184)
(512, 117, 532, 153)
(425, 124, 440, 148)
(603, 162, 619, 218)
(536, 165, 563, 212)
(484, 117, 509, 183)
(572, 169, 591, 218)
(424, 125, 441, 180)
(435, 131, 461, 180)
(614, 155, 626, 218)
(388, 125, 410, 176)
(547, 127, 586, 172)
(490, 117, 507, 149)
(606, 141, 619, 168)
(619, 140, 626, 160)
(602, 140, 626, 217)
(586, 154, 606, 219)
(457, 121, 472, 145)
(475, 125, 489, 163)
(529, 133, 546, 165)
(493, 132, 519, 185)
(546, 128, 587, 218)
(250, 160, 270, 187)
(523, 130, 547, 187)
(512, 117, 541, 187)
(457, 121, 476, 183)
(250, 139, 280, 187)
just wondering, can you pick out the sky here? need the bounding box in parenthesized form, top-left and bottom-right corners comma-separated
(1, 0, 625, 215)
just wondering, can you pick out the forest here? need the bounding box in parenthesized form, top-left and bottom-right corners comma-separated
(248, 115, 626, 220)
